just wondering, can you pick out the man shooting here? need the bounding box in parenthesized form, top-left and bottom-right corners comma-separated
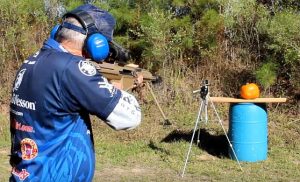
(9, 4, 141, 181)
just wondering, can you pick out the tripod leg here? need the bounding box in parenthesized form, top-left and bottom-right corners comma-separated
(208, 96, 243, 171)
(181, 100, 204, 177)
(204, 97, 208, 124)
(197, 95, 208, 144)
(196, 103, 205, 145)
(196, 122, 201, 145)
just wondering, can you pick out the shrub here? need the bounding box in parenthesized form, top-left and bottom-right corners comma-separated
(0, 0, 49, 103)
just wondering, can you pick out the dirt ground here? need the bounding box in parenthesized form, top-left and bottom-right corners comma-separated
(0, 146, 200, 182)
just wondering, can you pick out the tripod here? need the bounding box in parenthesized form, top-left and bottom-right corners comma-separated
(181, 80, 243, 177)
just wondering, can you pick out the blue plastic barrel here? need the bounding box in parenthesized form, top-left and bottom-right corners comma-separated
(228, 103, 268, 162)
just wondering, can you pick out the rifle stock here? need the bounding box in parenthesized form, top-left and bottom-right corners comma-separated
(95, 61, 158, 90)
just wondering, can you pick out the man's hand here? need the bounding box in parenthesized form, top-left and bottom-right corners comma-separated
(135, 73, 144, 86)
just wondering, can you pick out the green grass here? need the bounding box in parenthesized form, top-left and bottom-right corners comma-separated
(0, 101, 299, 181)
(0, 113, 10, 148)
(0, 112, 10, 181)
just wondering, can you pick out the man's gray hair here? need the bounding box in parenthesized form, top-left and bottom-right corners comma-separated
(56, 17, 87, 50)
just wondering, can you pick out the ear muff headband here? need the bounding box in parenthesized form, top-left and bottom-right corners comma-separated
(63, 10, 98, 35)
(61, 22, 87, 35)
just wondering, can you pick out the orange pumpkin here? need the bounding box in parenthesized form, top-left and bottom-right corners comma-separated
(240, 83, 260, 99)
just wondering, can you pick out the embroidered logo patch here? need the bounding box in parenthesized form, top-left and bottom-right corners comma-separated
(12, 120, 34, 133)
(78, 60, 96, 76)
(98, 76, 117, 97)
(12, 167, 30, 181)
(13, 69, 26, 91)
(21, 138, 38, 160)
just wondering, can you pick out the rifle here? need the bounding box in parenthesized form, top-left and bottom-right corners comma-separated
(94, 61, 158, 90)
(94, 61, 171, 125)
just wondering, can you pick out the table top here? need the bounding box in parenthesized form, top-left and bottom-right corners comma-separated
(210, 97, 287, 103)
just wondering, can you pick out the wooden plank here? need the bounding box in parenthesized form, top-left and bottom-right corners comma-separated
(210, 97, 287, 103)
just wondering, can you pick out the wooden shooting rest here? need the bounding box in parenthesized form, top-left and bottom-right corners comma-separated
(210, 97, 287, 103)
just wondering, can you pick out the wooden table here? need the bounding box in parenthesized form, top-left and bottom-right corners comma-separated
(210, 97, 287, 103)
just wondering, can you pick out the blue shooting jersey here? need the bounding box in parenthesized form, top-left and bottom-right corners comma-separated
(9, 38, 140, 181)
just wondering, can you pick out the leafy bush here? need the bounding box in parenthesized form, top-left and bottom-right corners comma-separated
(259, 11, 300, 63)
(257, 10, 300, 93)
(255, 61, 278, 89)
(194, 9, 223, 56)
(220, 0, 269, 61)
(0, 0, 50, 103)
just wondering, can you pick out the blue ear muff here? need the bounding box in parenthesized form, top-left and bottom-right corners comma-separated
(50, 25, 61, 39)
(86, 33, 109, 62)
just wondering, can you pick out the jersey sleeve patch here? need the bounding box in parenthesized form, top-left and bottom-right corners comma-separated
(106, 90, 141, 130)
(78, 60, 97, 76)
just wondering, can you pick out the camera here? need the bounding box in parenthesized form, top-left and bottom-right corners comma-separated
(200, 80, 209, 99)
(106, 41, 130, 64)
(202, 80, 209, 86)
(192, 80, 210, 99)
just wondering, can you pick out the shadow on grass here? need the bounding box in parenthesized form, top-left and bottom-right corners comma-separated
(148, 140, 171, 155)
(161, 129, 229, 158)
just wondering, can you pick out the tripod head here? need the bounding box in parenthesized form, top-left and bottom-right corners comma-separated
(193, 80, 210, 100)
